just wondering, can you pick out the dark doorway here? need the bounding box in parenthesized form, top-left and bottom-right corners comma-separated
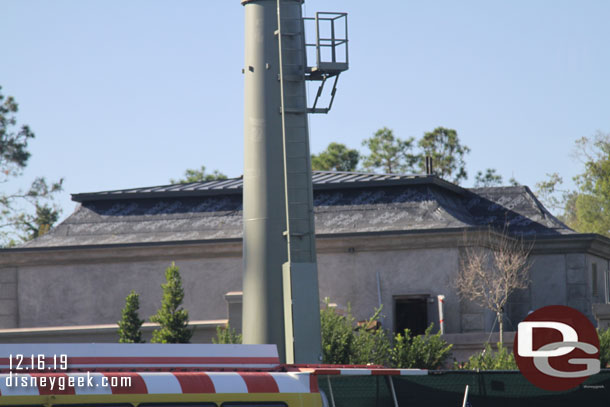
(394, 296, 428, 336)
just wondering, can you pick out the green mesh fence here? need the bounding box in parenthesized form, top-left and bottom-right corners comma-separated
(318, 370, 610, 407)
(318, 375, 394, 407)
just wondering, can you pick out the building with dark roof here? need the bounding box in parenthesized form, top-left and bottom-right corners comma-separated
(1, 171, 609, 352)
(23, 172, 575, 247)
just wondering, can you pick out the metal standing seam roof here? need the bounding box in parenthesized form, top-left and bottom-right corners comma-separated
(71, 171, 467, 202)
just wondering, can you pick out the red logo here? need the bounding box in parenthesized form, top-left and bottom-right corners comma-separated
(514, 305, 600, 391)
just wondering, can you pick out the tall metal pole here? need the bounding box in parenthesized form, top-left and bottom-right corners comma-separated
(241, 0, 321, 363)
(242, 0, 287, 361)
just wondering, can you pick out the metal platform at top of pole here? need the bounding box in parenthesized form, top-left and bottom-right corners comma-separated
(241, 0, 348, 364)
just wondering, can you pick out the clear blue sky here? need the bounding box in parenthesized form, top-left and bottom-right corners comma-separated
(2, 0, 609, 224)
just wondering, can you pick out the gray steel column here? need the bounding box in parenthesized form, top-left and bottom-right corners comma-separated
(242, 0, 287, 360)
(241, 0, 321, 363)
(275, 0, 321, 364)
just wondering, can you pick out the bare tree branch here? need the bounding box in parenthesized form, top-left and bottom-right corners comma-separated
(455, 227, 532, 344)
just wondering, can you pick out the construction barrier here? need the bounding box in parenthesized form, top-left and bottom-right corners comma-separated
(318, 369, 610, 407)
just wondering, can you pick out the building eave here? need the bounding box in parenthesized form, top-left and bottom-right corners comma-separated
(3, 229, 609, 268)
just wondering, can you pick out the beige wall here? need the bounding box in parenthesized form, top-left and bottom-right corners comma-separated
(0, 232, 608, 338)
(0, 241, 243, 330)
(1, 244, 461, 333)
(15, 258, 242, 328)
(0, 267, 17, 328)
(587, 254, 609, 305)
(318, 246, 459, 333)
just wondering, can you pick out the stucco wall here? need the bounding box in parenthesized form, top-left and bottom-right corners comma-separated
(529, 254, 568, 311)
(317, 247, 459, 334)
(587, 254, 609, 305)
(4, 246, 461, 333)
(1, 232, 609, 336)
(446, 252, 604, 335)
(0, 267, 18, 328)
(506, 253, 608, 327)
(12, 257, 241, 328)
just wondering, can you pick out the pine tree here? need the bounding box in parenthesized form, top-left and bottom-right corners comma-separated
(117, 290, 145, 343)
(150, 262, 193, 343)
(417, 127, 470, 184)
(361, 127, 417, 174)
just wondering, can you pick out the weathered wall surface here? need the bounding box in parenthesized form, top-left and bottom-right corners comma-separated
(462, 252, 605, 334)
(587, 254, 609, 307)
(0, 232, 608, 337)
(2, 245, 461, 333)
(0, 267, 18, 328)
(14, 257, 241, 328)
(1, 234, 463, 333)
(529, 254, 568, 311)
(0, 242, 243, 331)
(526, 253, 608, 322)
(317, 247, 460, 333)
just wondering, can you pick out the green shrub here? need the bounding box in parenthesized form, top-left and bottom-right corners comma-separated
(213, 324, 242, 344)
(351, 308, 391, 366)
(320, 299, 452, 368)
(150, 262, 193, 343)
(391, 324, 453, 369)
(118, 290, 144, 343)
(320, 299, 391, 365)
(456, 343, 517, 370)
(320, 299, 357, 364)
(599, 327, 610, 368)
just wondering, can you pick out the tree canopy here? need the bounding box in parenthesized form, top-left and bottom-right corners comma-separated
(359, 126, 474, 184)
(0, 89, 34, 175)
(361, 127, 417, 174)
(417, 127, 470, 184)
(0, 86, 63, 246)
(170, 165, 227, 184)
(572, 133, 610, 235)
(474, 168, 503, 188)
(536, 132, 610, 237)
(181, 125, 518, 188)
(311, 142, 359, 172)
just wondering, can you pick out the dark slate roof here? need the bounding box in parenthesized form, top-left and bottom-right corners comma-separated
(21, 171, 573, 248)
